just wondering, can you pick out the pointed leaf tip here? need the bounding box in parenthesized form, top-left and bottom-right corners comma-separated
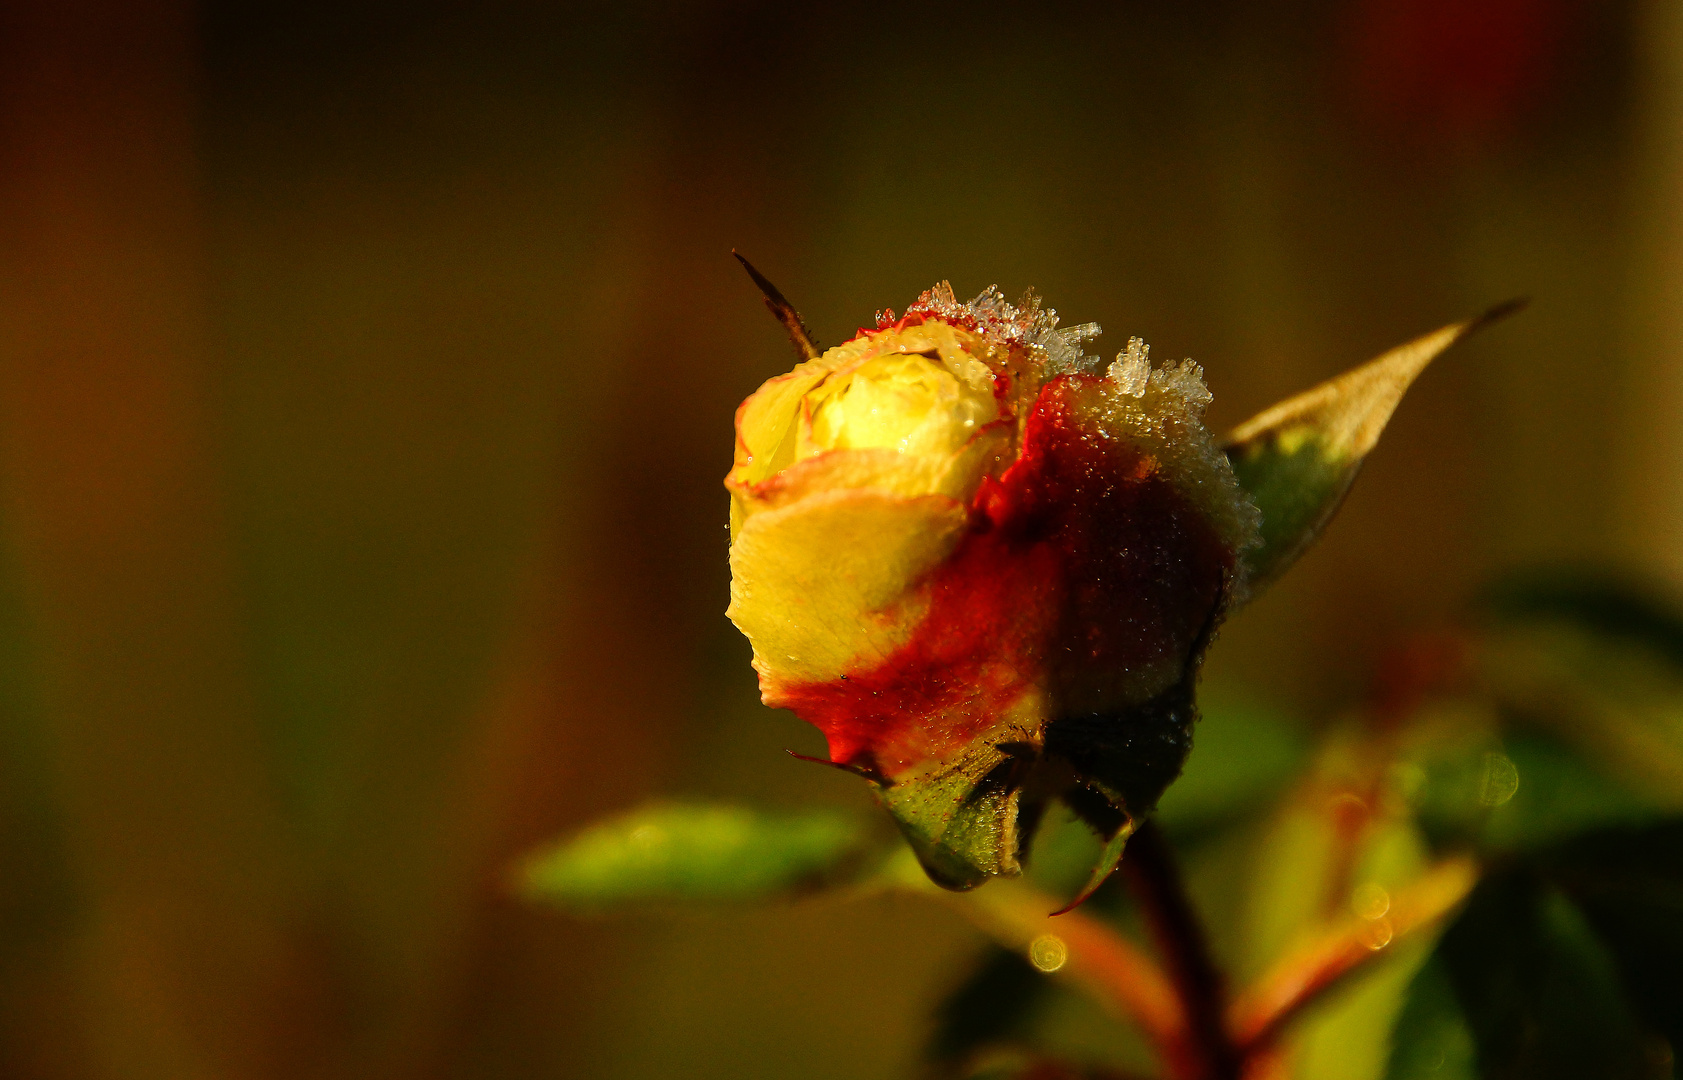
(1224, 301, 1524, 591)
(1049, 819, 1135, 916)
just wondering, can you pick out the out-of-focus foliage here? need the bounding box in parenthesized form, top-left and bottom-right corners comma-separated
(1375, 576, 1683, 1080)
(1401, 869, 1654, 1080)
(1152, 696, 1309, 838)
(532, 577, 1683, 1079)
(520, 802, 872, 909)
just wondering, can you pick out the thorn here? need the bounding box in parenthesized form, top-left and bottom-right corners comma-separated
(733, 250, 820, 361)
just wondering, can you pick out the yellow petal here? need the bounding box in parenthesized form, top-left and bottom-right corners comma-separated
(727, 487, 968, 691)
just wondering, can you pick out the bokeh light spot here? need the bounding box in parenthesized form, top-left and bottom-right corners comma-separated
(1028, 934, 1068, 973)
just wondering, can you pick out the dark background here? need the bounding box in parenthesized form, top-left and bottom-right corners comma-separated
(0, 1, 1678, 1077)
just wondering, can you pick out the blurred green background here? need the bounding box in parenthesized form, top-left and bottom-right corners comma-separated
(0, 1, 1679, 1077)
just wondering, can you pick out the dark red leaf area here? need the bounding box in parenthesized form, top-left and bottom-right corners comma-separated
(777, 376, 1235, 779)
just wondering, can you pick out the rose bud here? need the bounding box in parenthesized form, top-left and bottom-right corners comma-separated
(725, 259, 1517, 902)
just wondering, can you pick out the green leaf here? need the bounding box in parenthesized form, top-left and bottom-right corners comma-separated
(1395, 818, 1683, 1075)
(1205, 727, 1433, 985)
(517, 800, 872, 910)
(1154, 694, 1308, 839)
(1291, 933, 1439, 1080)
(1476, 575, 1683, 804)
(926, 946, 1047, 1069)
(1223, 302, 1522, 591)
(1479, 734, 1656, 852)
(1543, 820, 1683, 1053)
(1383, 957, 1478, 1080)
(1227, 768, 1439, 1080)
(1408, 731, 1656, 853)
(1482, 573, 1683, 672)
(1431, 869, 1653, 1079)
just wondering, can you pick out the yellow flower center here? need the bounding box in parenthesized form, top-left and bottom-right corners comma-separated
(797, 352, 999, 462)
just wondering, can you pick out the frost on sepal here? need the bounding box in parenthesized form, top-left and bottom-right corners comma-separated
(1223, 301, 1524, 594)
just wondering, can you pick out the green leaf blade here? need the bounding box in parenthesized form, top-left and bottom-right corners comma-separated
(1427, 869, 1654, 1080)
(1224, 301, 1523, 592)
(1479, 734, 1657, 853)
(518, 800, 871, 911)
(1225, 430, 1360, 595)
(925, 946, 1047, 1070)
(1383, 957, 1479, 1080)
(1543, 820, 1683, 1053)
(1477, 574, 1683, 804)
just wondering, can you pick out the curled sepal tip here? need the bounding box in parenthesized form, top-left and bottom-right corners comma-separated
(1223, 299, 1526, 593)
(1049, 817, 1136, 917)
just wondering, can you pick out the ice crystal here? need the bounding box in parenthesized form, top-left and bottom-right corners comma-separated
(1109, 336, 1151, 397)
(1150, 358, 1213, 412)
(906, 282, 1103, 378)
(899, 283, 1225, 465)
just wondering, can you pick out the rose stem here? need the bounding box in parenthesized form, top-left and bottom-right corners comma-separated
(1121, 821, 1241, 1080)
(882, 851, 1191, 1072)
(931, 878, 1190, 1065)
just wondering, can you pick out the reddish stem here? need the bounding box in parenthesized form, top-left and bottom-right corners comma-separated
(1121, 821, 1241, 1080)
